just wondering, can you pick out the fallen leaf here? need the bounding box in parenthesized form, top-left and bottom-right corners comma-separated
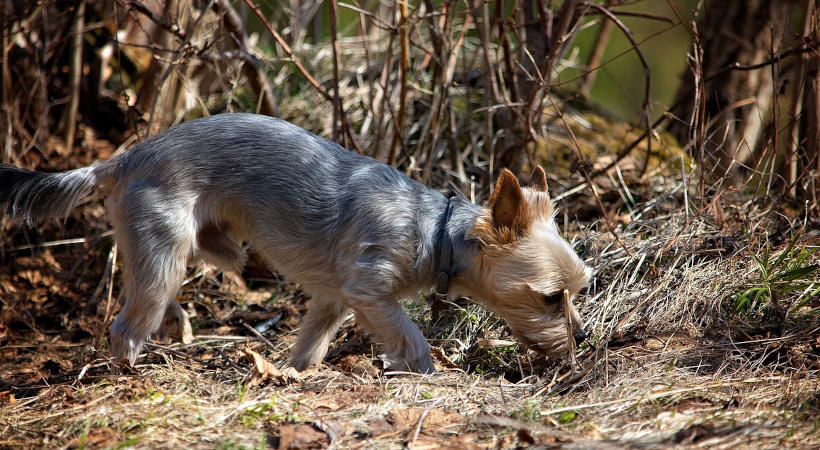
(277, 423, 329, 449)
(242, 344, 300, 386)
(388, 407, 465, 434)
(66, 426, 121, 449)
(0, 391, 16, 404)
(366, 419, 397, 438)
(430, 346, 459, 369)
(334, 354, 379, 377)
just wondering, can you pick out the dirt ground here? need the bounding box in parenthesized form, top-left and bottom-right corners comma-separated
(2, 128, 820, 449)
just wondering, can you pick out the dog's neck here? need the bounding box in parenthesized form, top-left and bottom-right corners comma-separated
(414, 193, 481, 295)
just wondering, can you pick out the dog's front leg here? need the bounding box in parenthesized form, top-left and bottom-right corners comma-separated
(288, 295, 349, 371)
(347, 298, 435, 374)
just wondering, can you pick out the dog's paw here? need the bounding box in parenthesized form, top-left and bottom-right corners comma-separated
(384, 351, 436, 374)
(109, 321, 146, 366)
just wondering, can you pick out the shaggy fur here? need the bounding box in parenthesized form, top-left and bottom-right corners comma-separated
(0, 113, 591, 373)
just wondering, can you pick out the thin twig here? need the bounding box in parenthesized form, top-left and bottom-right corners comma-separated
(329, 0, 342, 142)
(387, 0, 409, 166)
(64, 0, 84, 149)
(583, 2, 652, 178)
(242, 0, 331, 102)
(549, 93, 632, 256)
(408, 397, 443, 450)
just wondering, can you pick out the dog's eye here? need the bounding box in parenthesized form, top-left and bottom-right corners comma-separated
(543, 291, 562, 305)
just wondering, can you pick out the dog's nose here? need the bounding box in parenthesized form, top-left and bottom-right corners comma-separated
(573, 329, 586, 345)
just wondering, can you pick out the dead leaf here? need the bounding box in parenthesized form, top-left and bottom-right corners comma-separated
(430, 346, 459, 369)
(67, 426, 121, 449)
(334, 354, 379, 377)
(242, 344, 300, 386)
(387, 408, 465, 434)
(0, 391, 16, 405)
(277, 423, 329, 449)
(366, 419, 397, 438)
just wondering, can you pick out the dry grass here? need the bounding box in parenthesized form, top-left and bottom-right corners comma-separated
(2, 176, 819, 448)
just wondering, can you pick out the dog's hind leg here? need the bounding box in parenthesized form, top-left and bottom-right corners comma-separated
(107, 185, 195, 365)
(289, 294, 349, 371)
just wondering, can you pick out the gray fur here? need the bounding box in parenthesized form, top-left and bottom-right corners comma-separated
(1, 165, 97, 226)
(0, 113, 589, 372)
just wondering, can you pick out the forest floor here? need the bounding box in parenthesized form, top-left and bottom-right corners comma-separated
(2, 125, 820, 449)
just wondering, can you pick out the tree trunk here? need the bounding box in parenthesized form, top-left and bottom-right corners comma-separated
(668, 0, 796, 181)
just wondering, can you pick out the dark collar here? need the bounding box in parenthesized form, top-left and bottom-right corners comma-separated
(434, 194, 457, 300)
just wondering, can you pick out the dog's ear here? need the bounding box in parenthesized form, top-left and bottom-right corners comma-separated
(525, 165, 554, 221)
(487, 169, 530, 234)
(528, 166, 548, 194)
(469, 170, 533, 245)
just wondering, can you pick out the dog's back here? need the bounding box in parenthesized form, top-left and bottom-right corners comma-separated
(96, 114, 447, 285)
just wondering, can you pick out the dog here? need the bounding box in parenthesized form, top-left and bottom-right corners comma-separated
(0, 113, 591, 373)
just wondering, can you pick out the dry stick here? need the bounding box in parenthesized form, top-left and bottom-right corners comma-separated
(328, 2, 361, 152)
(1, 0, 13, 164)
(690, 19, 707, 203)
(562, 289, 577, 370)
(814, 5, 820, 176)
(125, 0, 186, 39)
(421, 4, 472, 182)
(550, 94, 632, 256)
(215, 0, 278, 117)
(64, 0, 84, 149)
(786, 3, 814, 198)
(242, 0, 331, 102)
(142, 0, 210, 134)
(584, 2, 652, 178)
(329, 0, 342, 142)
(242, 323, 278, 352)
(475, 0, 501, 183)
(408, 397, 443, 450)
(353, 1, 375, 140)
(591, 9, 675, 24)
(518, 0, 586, 164)
(387, 0, 409, 166)
(415, 0, 445, 179)
(766, 29, 782, 201)
(243, 0, 361, 153)
(376, 32, 397, 160)
(497, 0, 519, 103)
(578, 0, 614, 98)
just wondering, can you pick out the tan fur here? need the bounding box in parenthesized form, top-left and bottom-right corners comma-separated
(459, 166, 589, 357)
(529, 166, 549, 194)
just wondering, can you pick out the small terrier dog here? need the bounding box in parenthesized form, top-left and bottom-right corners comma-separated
(0, 113, 590, 373)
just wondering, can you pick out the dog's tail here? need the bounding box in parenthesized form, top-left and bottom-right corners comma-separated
(0, 163, 99, 226)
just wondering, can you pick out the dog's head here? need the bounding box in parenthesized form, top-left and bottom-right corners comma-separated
(463, 167, 591, 359)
